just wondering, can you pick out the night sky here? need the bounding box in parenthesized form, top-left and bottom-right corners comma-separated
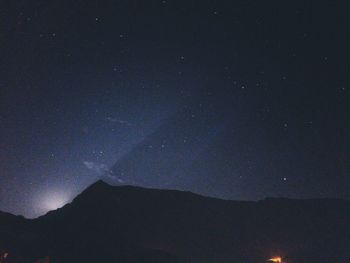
(1, 0, 349, 218)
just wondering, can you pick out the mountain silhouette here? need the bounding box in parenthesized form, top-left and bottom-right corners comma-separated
(0, 180, 350, 262)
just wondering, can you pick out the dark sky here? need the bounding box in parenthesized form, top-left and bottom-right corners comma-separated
(0, 0, 349, 218)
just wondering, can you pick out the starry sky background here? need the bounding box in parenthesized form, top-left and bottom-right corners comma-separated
(0, 0, 349, 218)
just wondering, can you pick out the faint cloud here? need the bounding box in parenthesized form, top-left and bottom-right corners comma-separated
(106, 117, 132, 126)
(104, 170, 126, 183)
(84, 161, 126, 184)
(83, 161, 109, 174)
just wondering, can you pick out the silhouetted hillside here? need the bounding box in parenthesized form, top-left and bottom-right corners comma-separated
(1, 180, 350, 262)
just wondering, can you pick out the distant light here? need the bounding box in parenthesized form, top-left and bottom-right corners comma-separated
(268, 257, 283, 263)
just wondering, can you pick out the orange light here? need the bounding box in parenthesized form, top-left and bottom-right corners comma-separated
(268, 257, 282, 263)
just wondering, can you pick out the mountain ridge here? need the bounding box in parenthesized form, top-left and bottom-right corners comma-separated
(1, 180, 350, 262)
(2, 179, 349, 220)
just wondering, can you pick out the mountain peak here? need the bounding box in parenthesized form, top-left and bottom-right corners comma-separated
(92, 179, 110, 187)
(79, 179, 112, 195)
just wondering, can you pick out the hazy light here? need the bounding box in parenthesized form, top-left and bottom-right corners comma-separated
(41, 191, 71, 212)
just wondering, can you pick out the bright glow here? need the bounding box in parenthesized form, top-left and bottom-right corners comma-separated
(268, 257, 282, 263)
(41, 192, 71, 212)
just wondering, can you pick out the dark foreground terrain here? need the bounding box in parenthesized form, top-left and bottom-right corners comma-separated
(1, 180, 349, 262)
